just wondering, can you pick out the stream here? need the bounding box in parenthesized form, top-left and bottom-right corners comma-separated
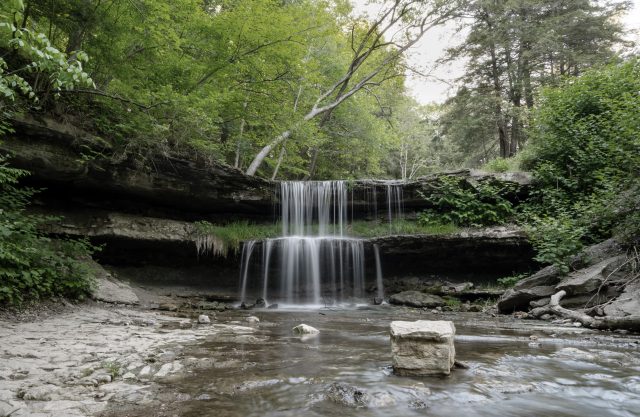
(143, 307, 640, 417)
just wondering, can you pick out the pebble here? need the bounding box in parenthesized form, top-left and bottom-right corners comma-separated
(292, 324, 319, 335)
(198, 315, 211, 324)
(246, 316, 260, 324)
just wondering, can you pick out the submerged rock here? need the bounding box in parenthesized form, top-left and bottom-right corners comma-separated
(388, 291, 445, 308)
(292, 324, 319, 335)
(390, 320, 456, 376)
(325, 382, 369, 408)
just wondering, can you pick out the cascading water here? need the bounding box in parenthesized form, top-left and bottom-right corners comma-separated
(239, 180, 403, 306)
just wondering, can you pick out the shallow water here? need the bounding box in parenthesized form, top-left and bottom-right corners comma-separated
(167, 307, 640, 417)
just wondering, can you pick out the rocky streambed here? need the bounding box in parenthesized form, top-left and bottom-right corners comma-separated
(2, 303, 639, 417)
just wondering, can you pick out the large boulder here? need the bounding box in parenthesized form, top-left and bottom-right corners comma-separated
(497, 286, 557, 313)
(497, 239, 625, 313)
(388, 291, 445, 308)
(89, 260, 139, 305)
(604, 280, 640, 317)
(556, 255, 627, 296)
(390, 320, 456, 376)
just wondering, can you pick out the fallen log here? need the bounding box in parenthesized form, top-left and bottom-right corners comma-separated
(530, 290, 640, 332)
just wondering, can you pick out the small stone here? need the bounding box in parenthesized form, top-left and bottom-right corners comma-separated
(453, 360, 470, 369)
(93, 373, 112, 384)
(246, 316, 260, 324)
(373, 297, 384, 305)
(468, 304, 482, 312)
(198, 315, 211, 324)
(138, 366, 152, 377)
(255, 298, 267, 308)
(159, 303, 178, 312)
(572, 322, 583, 327)
(158, 351, 177, 362)
(122, 372, 136, 380)
(155, 362, 184, 378)
(292, 324, 319, 335)
(22, 385, 57, 401)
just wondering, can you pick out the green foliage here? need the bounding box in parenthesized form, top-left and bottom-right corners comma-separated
(0, 1, 93, 108)
(520, 59, 640, 268)
(0, 156, 95, 306)
(523, 215, 585, 274)
(443, 296, 461, 309)
(193, 219, 458, 256)
(417, 177, 516, 227)
(101, 362, 121, 379)
(193, 221, 280, 255)
(481, 157, 522, 173)
(496, 273, 529, 288)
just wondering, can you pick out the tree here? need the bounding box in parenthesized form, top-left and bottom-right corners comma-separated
(445, 0, 631, 160)
(244, 0, 459, 176)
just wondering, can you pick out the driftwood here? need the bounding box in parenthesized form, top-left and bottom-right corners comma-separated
(530, 290, 640, 332)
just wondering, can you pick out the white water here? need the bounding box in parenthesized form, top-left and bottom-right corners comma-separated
(239, 181, 403, 305)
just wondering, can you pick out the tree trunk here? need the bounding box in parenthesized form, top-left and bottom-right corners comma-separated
(234, 102, 248, 168)
(245, 130, 292, 176)
(271, 142, 287, 180)
(530, 291, 640, 332)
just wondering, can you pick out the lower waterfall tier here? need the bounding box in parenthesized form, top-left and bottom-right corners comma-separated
(239, 237, 380, 305)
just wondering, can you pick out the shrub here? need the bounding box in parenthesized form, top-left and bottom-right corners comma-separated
(482, 158, 511, 173)
(0, 156, 96, 305)
(418, 176, 516, 227)
(521, 59, 640, 266)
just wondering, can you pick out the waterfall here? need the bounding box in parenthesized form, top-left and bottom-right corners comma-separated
(386, 182, 404, 228)
(373, 244, 384, 300)
(238, 180, 402, 305)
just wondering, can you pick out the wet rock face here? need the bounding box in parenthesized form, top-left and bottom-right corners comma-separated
(370, 227, 536, 278)
(388, 291, 445, 308)
(390, 320, 456, 376)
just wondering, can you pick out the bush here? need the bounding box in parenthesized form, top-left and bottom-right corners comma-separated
(482, 158, 511, 173)
(496, 273, 529, 288)
(418, 176, 516, 227)
(0, 156, 96, 305)
(521, 59, 640, 266)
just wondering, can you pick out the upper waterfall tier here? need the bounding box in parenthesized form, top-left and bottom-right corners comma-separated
(279, 180, 405, 237)
(280, 181, 349, 237)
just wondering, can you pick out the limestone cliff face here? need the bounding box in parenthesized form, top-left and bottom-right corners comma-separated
(3, 116, 275, 221)
(3, 117, 535, 293)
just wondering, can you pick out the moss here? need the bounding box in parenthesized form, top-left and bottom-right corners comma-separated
(192, 219, 459, 256)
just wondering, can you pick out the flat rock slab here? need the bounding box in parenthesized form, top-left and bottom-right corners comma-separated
(388, 291, 445, 308)
(390, 320, 456, 376)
